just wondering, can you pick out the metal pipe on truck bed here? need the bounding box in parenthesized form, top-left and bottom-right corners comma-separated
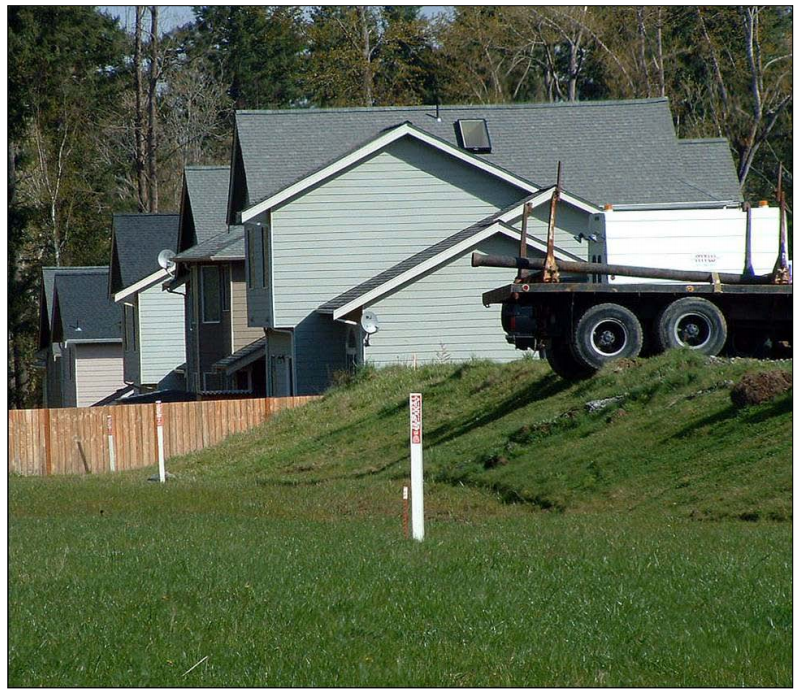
(471, 253, 774, 285)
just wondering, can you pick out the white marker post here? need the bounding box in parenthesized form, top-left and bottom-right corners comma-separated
(107, 414, 116, 473)
(155, 400, 166, 483)
(409, 392, 424, 541)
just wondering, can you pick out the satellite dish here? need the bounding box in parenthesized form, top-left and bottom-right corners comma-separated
(157, 249, 176, 276)
(361, 311, 380, 335)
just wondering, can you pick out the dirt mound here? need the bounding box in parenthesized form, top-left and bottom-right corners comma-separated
(730, 370, 792, 408)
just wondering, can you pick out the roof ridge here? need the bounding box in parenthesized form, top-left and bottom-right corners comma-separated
(185, 165, 229, 170)
(236, 97, 669, 117)
(113, 212, 179, 217)
(44, 266, 108, 273)
(678, 138, 730, 144)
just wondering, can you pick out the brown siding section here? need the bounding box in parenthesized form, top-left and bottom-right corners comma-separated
(231, 262, 262, 351)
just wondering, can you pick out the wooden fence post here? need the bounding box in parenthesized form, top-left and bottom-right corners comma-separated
(107, 414, 116, 472)
(44, 408, 52, 476)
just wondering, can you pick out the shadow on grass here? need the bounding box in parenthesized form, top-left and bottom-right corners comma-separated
(426, 374, 572, 447)
(672, 393, 792, 439)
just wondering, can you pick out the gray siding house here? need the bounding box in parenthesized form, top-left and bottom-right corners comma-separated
(47, 268, 126, 407)
(173, 167, 264, 395)
(108, 213, 186, 393)
(37, 267, 107, 407)
(226, 99, 741, 395)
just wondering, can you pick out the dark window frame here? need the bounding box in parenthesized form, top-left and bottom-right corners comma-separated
(200, 265, 222, 324)
(455, 119, 492, 153)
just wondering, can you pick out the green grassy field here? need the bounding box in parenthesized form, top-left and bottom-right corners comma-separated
(9, 351, 792, 686)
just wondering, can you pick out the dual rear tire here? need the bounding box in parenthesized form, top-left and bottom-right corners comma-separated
(546, 303, 643, 380)
(546, 297, 728, 380)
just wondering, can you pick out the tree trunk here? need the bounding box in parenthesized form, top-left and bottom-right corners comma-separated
(567, 42, 577, 101)
(147, 6, 158, 213)
(655, 8, 665, 97)
(358, 7, 373, 107)
(134, 6, 147, 212)
(636, 7, 650, 97)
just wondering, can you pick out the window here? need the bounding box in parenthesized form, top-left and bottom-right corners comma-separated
(201, 265, 221, 323)
(246, 228, 255, 288)
(261, 226, 269, 289)
(124, 304, 136, 350)
(455, 119, 491, 153)
(234, 369, 252, 392)
(221, 266, 230, 312)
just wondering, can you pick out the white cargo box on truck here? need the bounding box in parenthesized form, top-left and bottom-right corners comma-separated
(587, 206, 780, 284)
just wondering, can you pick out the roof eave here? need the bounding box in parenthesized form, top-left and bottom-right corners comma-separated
(240, 122, 539, 223)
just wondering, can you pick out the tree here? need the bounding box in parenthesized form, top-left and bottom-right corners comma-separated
(193, 6, 306, 110)
(8, 6, 128, 407)
(305, 6, 435, 107)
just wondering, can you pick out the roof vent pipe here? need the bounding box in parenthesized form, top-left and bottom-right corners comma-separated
(758, 200, 769, 207)
(603, 204, 614, 211)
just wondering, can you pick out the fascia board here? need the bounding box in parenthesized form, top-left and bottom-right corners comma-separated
(113, 268, 168, 302)
(496, 224, 583, 262)
(331, 222, 504, 320)
(241, 124, 539, 222)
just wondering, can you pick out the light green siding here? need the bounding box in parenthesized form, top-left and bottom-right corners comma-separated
(365, 234, 534, 366)
(269, 137, 525, 326)
(292, 316, 348, 395)
(138, 280, 187, 387)
(523, 202, 591, 260)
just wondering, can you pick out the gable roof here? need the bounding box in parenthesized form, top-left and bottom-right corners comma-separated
(239, 121, 540, 222)
(175, 226, 245, 263)
(39, 266, 109, 349)
(317, 188, 583, 320)
(109, 213, 180, 296)
(52, 268, 122, 343)
(678, 139, 742, 203)
(233, 98, 741, 218)
(181, 166, 232, 248)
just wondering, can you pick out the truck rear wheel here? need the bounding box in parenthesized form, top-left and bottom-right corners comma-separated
(655, 297, 727, 355)
(572, 303, 643, 370)
(545, 340, 595, 381)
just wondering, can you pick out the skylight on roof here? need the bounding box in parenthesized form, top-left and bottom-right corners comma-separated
(456, 119, 492, 153)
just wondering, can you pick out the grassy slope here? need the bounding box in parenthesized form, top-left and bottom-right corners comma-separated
(174, 349, 792, 522)
(9, 351, 792, 686)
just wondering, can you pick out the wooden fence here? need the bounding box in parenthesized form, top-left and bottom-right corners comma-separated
(8, 396, 319, 476)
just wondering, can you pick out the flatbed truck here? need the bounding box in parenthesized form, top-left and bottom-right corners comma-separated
(472, 164, 792, 380)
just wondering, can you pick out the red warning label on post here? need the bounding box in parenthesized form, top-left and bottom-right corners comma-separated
(410, 393, 422, 445)
(155, 401, 163, 427)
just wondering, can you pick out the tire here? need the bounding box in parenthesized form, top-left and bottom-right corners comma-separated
(572, 303, 643, 370)
(545, 339, 595, 381)
(655, 297, 727, 355)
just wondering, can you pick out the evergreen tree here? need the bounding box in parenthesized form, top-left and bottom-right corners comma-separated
(193, 6, 306, 109)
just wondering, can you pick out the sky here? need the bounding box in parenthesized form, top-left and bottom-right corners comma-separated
(98, 6, 452, 34)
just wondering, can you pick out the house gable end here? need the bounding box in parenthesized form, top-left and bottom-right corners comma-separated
(266, 135, 528, 329)
(228, 130, 248, 225)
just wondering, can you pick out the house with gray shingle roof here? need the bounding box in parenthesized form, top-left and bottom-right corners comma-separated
(172, 167, 265, 395)
(225, 98, 742, 395)
(108, 212, 186, 393)
(37, 267, 126, 407)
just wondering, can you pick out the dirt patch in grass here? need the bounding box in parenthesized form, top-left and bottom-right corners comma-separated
(730, 370, 792, 408)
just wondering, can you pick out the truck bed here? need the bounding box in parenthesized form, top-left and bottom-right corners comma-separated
(482, 281, 793, 307)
